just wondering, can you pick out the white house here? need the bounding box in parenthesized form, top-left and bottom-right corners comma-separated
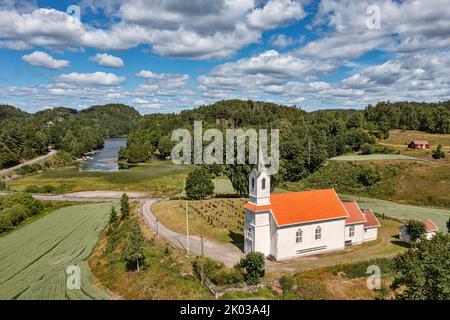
(244, 165, 380, 261)
(399, 219, 439, 242)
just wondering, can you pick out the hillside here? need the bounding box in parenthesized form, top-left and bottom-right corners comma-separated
(0, 104, 142, 169)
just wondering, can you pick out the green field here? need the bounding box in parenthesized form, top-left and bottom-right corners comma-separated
(9, 161, 192, 196)
(329, 154, 425, 161)
(340, 194, 450, 231)
(0, 203, 112, 300)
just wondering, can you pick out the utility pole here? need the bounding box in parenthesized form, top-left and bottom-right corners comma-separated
(200, 235, 205, 286)
(186, 200, 190, 254)
(156, 218, 159, 236)
(308, 140, 311, 167)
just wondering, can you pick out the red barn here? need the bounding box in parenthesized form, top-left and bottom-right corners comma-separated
(408, 140, 430, 149)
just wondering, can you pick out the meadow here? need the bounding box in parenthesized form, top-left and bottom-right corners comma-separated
(0, 203, 112, 300)
(329, 154, 425, 161)
(8, 161, 192, 196)
(383, 129, 450, 149)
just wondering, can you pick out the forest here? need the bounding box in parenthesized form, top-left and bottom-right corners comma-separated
(0, 104, 141, 169)
(119, 99, 450, 186)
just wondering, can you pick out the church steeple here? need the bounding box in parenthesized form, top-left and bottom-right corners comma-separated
(248, 146, 271, 206)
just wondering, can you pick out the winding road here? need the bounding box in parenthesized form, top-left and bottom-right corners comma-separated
(0, 150, 57, 178)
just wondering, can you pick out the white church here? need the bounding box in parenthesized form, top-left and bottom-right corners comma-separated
(244, 164, 380, 261)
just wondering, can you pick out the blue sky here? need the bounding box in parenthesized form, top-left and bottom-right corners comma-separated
(0, 0, 449, 114)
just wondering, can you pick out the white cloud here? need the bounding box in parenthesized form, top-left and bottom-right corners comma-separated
(247, 0, 306, 30)
(269, 34, 293, 48)
(22, 51, 70, 69)
(135, 69, 190, 96)
(90, 53, 124, 68)
(56, 72, 126, 86)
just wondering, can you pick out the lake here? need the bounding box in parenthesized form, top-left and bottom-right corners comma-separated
(79, 137, 127, 172)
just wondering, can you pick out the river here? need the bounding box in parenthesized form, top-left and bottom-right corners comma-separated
(78, 137, 127, 172)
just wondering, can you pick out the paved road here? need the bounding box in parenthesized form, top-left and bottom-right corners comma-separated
(0, 150, 57, 178)
(141, 199, 243, 267)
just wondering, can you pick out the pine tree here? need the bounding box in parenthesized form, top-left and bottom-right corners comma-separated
(120, 193, 130, 219)
(109, 206, 118, 225)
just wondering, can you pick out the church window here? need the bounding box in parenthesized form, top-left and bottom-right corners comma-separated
(262, 178, 266, 190)
(251, 178, 255, 190)
(349, 225, 355, 237)
(315, 226, 322, 240)
(296, 228, 303, 243)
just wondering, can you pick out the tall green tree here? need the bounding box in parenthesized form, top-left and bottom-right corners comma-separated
(405, 220, 426, 242)
(392, 233, 450, 300)
(185, 168, 214, 200)
(122, 222, 146, 272)
(225, 164, 252, 195)
(109, 206, 118, 225)
(120, 193, 130, 219)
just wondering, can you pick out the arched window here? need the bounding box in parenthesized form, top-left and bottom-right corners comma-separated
(247, 228, 253, 240)
(296, 228, 303, 243)
(251, 177, 255, 190)
(349, 225, 355, 237)
(262, 178, 266, 190)
(315, 226, 322, 240)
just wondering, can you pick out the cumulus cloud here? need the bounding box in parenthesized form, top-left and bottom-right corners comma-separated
(56, 72, 126, 86)
(135, 69, 190, 96)
(22, 51, 70, 69)
(90, 53, 124, 68)
(246, 0, 306, 30)
(269, 34, 293, 48)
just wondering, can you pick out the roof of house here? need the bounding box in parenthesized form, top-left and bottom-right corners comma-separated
(343, 202, 367, 225)
(261, 189, 349, 226)
(422, 219, 439, 232)
(411, 140, 430, 145)
(244, 203, 271, 212)
(362, 209, 381, 229)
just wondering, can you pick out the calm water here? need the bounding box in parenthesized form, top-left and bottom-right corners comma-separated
(79, 137, 127, 172)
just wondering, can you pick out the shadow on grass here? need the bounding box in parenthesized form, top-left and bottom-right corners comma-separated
(228, 230, 245, 252)
(391, 240, 412, 249)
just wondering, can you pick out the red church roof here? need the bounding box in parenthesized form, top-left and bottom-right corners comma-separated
(411, 140, 429, 145)
(362, 209, 381, 229)
(343, 202, 367, 225)
(264, 189, 349, 226)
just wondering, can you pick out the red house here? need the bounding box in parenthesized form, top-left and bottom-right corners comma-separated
(408, 140, 430, 149)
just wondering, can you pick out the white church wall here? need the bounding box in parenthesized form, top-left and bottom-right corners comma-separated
(363, 227, 378, 242)
(275, 218, 346, 260)
(344, 223, 365, 245)
(252, 211, 271, 256)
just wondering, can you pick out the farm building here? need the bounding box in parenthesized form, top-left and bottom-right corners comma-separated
(244, 161, 380, 260)
(408, 140, 430, 149)
(399, 219, 439, 242)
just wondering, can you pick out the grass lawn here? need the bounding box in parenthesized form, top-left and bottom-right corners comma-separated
(152, 198, 246, 246)
(340, 194, 450, 231)
(329, 154, 425, 161)
(8, 161, 192, 196)
(0, 202, 112, 299)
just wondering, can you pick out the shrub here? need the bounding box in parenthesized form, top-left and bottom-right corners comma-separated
(40, 185, 57, 194)
(2, 204, 28, 226)
(120, 193, 130, 219)
(0, 213, 13, 233)
(210, 268, 243, 286)
(279, 275, 295, 292)
(236, 252, 265, 285)
(432, 144, 446, 159)
(0, 181, 6, 191)
(17, 164, 39, 175)
(192, 256, 224, 278)
(0, 193, 43, 216)
(24, 185, 41, 194)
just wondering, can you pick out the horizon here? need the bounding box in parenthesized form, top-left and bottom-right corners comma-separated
(1, 0, 449, 114)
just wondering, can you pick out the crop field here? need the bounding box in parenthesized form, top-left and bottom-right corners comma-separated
(0, 203, 112, 300)
(9, 161, 192, 196)
(340, 194, 450, 231)
(153, 198, 247, 245)
(329, 154, 425, 161)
